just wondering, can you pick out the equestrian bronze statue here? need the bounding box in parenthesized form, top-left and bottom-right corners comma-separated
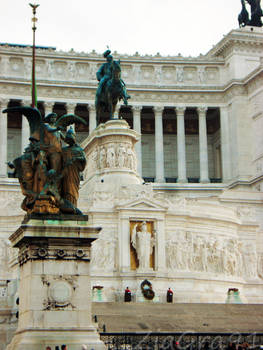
(95, 49, 130, 125)
(3, 106, 87, 215)
(238, 0, 263, 27)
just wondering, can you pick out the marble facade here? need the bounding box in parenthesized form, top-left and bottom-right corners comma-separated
(0, 26, 263, 348)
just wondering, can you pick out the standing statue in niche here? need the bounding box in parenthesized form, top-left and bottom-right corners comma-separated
(238, 0, 263, 27)
(3, 106, 87, 215)
(131, 221, 155, 270)
(95, 49, 130, 125)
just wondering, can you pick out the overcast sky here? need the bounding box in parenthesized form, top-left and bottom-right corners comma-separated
(0, 0, 260, 57)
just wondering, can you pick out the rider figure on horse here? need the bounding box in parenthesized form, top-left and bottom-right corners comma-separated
(95, 49, 130, 106)
(96, 49, 114, 98)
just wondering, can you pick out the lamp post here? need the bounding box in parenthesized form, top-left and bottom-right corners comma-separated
(29, 3, 39, 108)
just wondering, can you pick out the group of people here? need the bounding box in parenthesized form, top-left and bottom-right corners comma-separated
(46, 345, 68, 350)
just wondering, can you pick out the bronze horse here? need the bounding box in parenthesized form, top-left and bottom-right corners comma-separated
(247, 0, 263, 26)
(95, 60, 130, 126)
(238, 0, 263, 27)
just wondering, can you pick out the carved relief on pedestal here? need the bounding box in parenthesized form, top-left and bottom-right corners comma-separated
(87, 143, 137, 175)
(130, 221, 155, 271)
(91, 227, 117, 272)
(42, 275, 77, 310)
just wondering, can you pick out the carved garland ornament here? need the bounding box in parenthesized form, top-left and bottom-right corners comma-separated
(42, 275, 77, 310)
(18, 245, 90, 265)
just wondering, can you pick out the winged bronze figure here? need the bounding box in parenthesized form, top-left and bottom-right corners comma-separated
(3, 106, 87, 215)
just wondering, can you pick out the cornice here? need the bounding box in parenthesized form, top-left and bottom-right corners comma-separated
(0, 45, 224, 65)
(207, 27, 263, 58)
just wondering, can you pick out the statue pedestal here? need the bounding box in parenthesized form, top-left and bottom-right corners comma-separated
(6, 215, 105, 350)
(82, 119, 142, 186)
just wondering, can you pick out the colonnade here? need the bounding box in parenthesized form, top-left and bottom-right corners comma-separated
(0, 98, 231, 183)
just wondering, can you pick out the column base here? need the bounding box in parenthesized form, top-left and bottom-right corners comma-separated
(6, 328, 105, 350)
(200, 178, 210, 184)
(155, 178, 165, 183)
(177, 178, 188, 183)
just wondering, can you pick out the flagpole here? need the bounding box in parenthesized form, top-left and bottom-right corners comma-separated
(29, 3, 39, 108)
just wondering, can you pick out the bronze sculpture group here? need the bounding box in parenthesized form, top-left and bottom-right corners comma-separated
(4, 107, 87, 215)
(238, 0, 263, 27)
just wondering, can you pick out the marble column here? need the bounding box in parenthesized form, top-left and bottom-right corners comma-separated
(198, 107, 210, 183)
(116, 105, 121, 119)
(66, 103, 76, 131)
(154, 106, 165, 183)
(132, 106, 142, 175)
(89, 104, 97, 133)
(220, 106, 231, 182)
(0, 99, 9, 177)
(21, 100, 30, 153)
(66, 102, 76, 115)
(176, 106, 187, 183)
(44, 101, 54, 116)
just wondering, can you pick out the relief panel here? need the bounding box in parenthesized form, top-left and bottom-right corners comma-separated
(205, 67, 219, 84)
(141, 65, 154, 83)
(184, 67, 198, 83)
(53, 61, 67, 79)
(75, 62, 90, 80)
(9, 57, 24, 77)
(162, 66, 176, 84)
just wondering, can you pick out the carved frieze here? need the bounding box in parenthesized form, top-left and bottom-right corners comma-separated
(91, 227, 117, 272)
(166, 231, 259, 279)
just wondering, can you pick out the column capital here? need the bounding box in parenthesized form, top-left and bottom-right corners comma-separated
(66, 102, 76, 113)
(22, 99, 32, 106)
(131, 105, 142, 114)
(88, 104, 96, 113)
(176, 106, 186, 116)
(153, 106, 164, 115)
(0, 98, 9, 107)
(43, 101, 54, 109)
(197, 106, 208, 115)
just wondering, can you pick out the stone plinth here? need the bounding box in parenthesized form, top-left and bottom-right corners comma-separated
(81, 119, 142, 186)
(6, 215, 105, 350)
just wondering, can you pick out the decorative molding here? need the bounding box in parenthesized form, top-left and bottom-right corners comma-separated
(18, 244, 90, 265)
